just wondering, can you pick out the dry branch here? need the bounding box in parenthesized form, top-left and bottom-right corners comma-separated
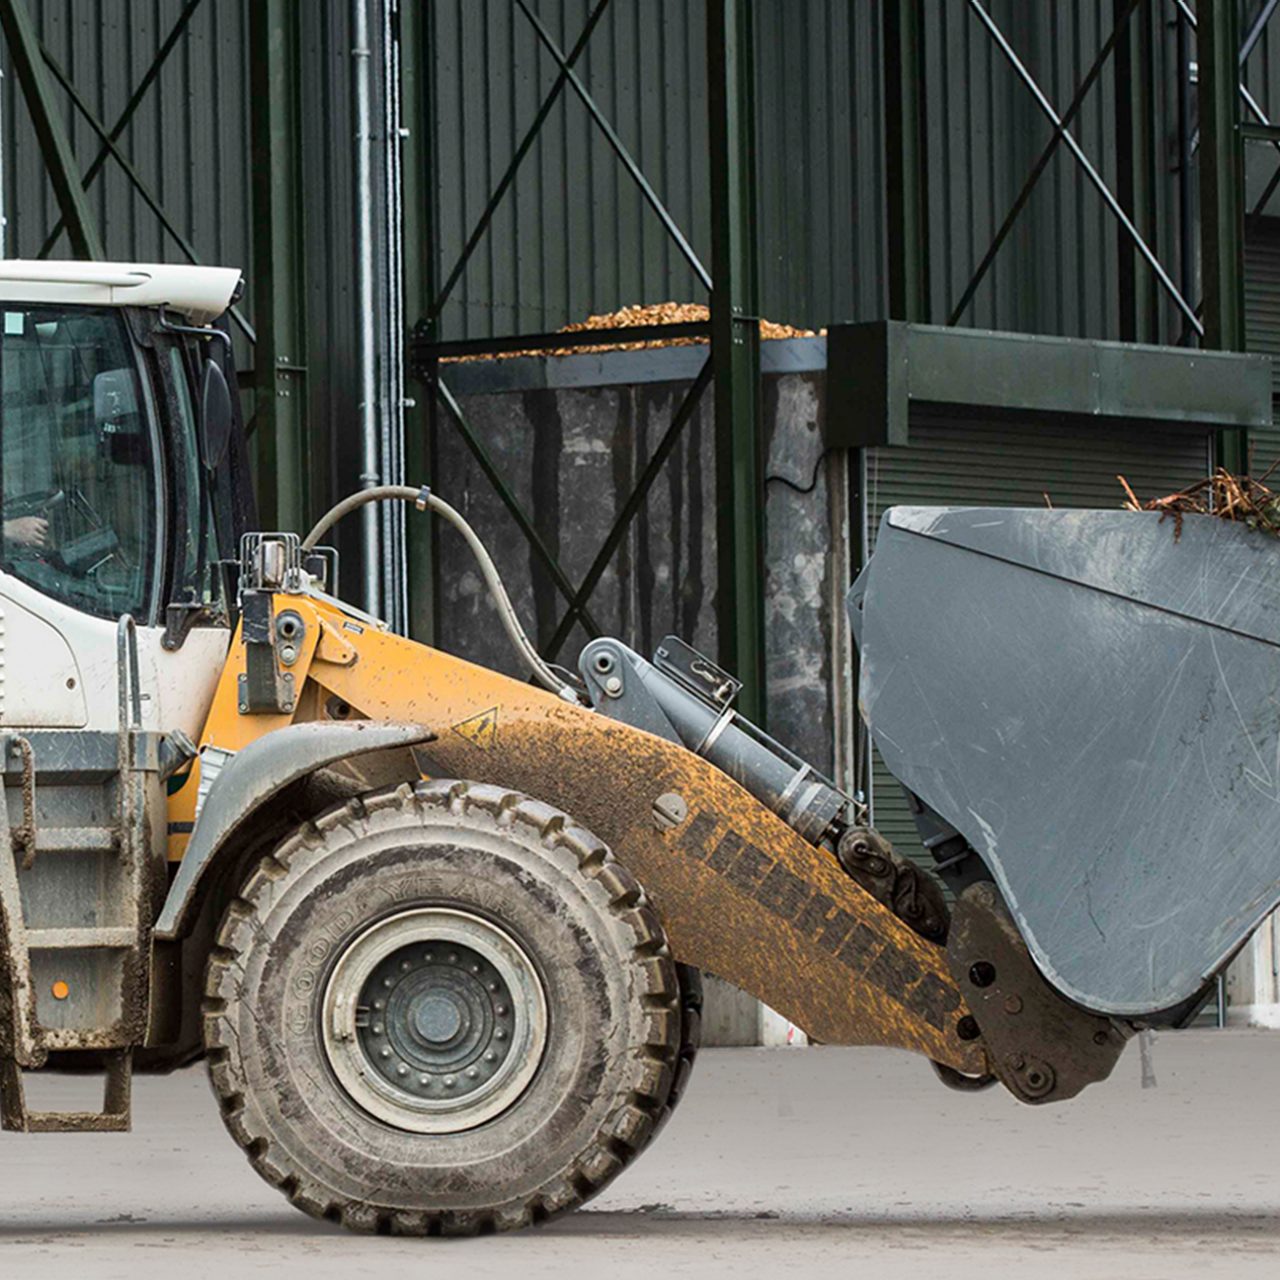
(1118, 467, 1280, 541)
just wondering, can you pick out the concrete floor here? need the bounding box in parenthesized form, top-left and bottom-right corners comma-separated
(0, 1030, 1276, 1278)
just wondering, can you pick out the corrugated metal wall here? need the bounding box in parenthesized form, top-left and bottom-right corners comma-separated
(0, 0, 406, 561)
(426, 0, 889, 338)
(425, 0, 1207, 344)
(1, 0, 254, 300)
(428, 0, 714, 338)
(0, 1, 1270, 438)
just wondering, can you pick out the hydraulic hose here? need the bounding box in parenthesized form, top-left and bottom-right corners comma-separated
(303, 485, 579, 700)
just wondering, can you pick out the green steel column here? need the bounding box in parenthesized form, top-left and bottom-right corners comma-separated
(400, 0, 437, 645)
(1114, 0, 1157, 343)
(1198, 0, 1248, 472)
(0, 0, 103, 259)
(877, 0, 924, 795)
(249, 0, 309, 533)
(707, 0, 765, 725)
(884, 0, 929, 323)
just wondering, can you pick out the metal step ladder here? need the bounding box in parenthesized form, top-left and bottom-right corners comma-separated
(0, 617, 164, 1132)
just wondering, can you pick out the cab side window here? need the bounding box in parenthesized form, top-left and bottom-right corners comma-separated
(0, 307, 159, 621)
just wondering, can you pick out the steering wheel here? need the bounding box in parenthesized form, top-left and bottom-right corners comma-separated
(3, 488, 62, 558)
(4, 486, 121, 578)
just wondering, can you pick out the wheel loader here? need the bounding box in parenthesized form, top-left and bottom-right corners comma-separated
(0, 259, 1270, 1234)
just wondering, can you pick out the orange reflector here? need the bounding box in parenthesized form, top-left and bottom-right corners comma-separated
(51, 980, 69, 1000)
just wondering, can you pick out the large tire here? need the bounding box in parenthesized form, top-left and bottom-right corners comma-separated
(661, 963, 702, 1130)
(203, 779, 684, 1235)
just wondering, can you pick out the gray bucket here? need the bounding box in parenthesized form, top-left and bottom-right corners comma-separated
(851, 506, 1280, 1018)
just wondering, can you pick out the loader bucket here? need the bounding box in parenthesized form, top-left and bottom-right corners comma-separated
(851, 506, 1280, 1020)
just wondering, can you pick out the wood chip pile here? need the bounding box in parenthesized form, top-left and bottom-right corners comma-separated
(1119, 466, 1280, 540)
(446, 302, 821, 361)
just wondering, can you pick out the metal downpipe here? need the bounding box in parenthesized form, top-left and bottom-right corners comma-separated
(380, 0, 408, 634)
(352, 0, 381, 615)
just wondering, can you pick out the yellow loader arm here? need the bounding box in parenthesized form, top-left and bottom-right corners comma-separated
(174, 590, 986, 1076)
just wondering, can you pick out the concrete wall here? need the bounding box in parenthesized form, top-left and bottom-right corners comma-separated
(437, 340, 850, 779)
(1228, 918, 1280, 1029)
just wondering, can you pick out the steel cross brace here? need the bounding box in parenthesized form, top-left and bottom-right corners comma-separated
(949, 0, 1145, 327)
(433, 362, 711, 664)
(1169, 0, 1280, 361)
(433, 378, 606, 641)
(0, 0, 103, 259)
(35, 0, 205, 261)
(423, 0, 711, 333)
(1242, 0, 1280, 65)
(541, 358, 714, 662)
(425, 0, 613, 328)
(964, 0, 1203, 336)
(512, 0, 712, 293)
(1173, 0, 1280, 219)
(1172, 0, 1280, 151)
(36, 39, 255, 344)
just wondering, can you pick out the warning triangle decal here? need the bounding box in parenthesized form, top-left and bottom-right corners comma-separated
(452, 706, 499, 752)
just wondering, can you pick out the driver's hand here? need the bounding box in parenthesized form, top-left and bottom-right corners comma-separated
(4, 516, 49, 548)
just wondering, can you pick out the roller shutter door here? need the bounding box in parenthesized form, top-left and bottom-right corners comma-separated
(1245, 220, 1280, 477)
(861, 413, 1212, 868)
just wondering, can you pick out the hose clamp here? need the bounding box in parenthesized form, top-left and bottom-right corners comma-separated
(696, 705, 736, 757)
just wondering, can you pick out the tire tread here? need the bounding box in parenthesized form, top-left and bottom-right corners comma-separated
(204, 778, 691, 1236)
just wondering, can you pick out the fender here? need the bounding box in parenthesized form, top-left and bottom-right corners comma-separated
(155, 720, 434, 939)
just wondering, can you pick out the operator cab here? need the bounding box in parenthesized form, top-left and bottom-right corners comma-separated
(0, 261, 252, 637)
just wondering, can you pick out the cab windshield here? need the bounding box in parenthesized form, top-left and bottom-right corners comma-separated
(0, 305, 160, 621)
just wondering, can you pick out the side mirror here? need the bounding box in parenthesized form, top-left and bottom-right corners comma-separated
(200, 358, 234, 472)
(94, 368, 147, 462)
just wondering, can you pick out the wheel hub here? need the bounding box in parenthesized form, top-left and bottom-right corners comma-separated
(414, 993, 462, 1043)
(322, 908, 547, 1133)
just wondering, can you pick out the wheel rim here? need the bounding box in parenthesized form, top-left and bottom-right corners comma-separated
(322, 907, 548, 1133)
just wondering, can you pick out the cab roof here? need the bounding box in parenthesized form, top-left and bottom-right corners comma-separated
(0, 260, 241, 325)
